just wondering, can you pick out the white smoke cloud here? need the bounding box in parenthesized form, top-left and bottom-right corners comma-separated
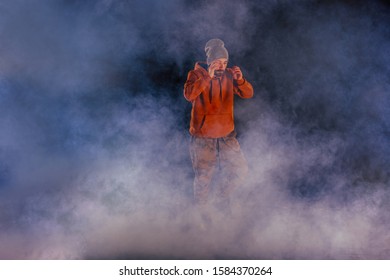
(0, 0, 390, 260)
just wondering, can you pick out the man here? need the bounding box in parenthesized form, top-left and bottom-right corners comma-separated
(183, 38, 254, 211)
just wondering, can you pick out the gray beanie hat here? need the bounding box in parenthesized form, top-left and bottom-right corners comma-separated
(205, 38, 229, 65)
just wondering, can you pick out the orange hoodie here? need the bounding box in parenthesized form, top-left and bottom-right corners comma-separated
(184, 62, 254, 138)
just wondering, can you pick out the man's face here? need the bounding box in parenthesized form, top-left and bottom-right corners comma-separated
(210, 58, 228, 77)
(212, 58, 228, 70)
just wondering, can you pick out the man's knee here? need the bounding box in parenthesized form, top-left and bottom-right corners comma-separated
(193, 173, 213, 205)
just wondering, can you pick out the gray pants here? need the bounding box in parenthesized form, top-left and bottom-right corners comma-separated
(189, 131, 248, 206)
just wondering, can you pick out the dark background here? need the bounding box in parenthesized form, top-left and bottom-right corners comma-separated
(1, 0, 390, 259)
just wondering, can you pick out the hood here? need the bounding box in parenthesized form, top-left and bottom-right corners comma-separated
(194, 61, 208, 72)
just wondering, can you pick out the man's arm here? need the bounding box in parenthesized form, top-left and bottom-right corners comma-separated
(183, 70, 211, 101)
(231, 66, 254, 99)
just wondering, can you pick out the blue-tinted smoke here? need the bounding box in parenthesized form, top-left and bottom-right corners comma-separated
(1, 0, 390, 259)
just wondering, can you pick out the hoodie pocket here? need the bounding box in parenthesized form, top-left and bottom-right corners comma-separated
(200, 114, 233, 137)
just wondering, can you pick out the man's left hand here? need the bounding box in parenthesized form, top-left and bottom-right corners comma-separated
(232, 66, 243, 81)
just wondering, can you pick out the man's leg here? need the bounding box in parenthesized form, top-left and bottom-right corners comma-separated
(190, 137, 218, 205)
(217, 133, 249, 203)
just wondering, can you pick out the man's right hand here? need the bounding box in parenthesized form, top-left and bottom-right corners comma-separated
(208, 61, 219, 78)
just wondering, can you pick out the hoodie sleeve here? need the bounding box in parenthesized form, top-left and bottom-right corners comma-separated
(233, 78, 254, 99)
(183, 70, 211, 102)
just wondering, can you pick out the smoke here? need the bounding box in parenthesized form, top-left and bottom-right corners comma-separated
(1, 0, 390, 259)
